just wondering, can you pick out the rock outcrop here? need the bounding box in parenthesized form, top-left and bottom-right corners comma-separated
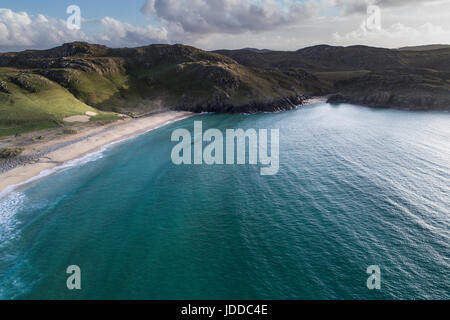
(175, 95, 306, 113)
(0, 80, 9, 94)
(8, 74, 36, 93)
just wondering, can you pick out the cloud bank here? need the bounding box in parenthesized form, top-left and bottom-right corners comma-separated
(0, 8, 168, 51)
(140, 0, 315, 34)
(333, 0, 444, 14)
(0, 9, 83, 51)
(0, 0, 449, 51)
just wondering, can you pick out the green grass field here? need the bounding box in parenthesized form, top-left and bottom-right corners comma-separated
(0, 68, 120, 136)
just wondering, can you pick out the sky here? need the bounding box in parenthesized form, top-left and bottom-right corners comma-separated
(0, 0, 449, 52)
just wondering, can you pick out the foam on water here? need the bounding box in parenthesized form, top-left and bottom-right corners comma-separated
(0, 192, 26, 244)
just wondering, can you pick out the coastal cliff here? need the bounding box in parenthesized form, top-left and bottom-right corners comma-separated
(0, 43, 313, 125)
(324, 68, 450, 110)
(0, 42, 449, 136)
(174, 95, 306, 113)
(217, 45, 450, 112)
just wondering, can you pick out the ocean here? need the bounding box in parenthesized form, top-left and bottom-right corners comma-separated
(0, 102, 449, 299)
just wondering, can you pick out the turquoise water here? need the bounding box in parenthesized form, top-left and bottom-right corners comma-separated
(0, 103, 449, 299)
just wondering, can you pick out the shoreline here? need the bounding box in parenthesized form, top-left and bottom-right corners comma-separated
(0, 111, 194, 196)
(302, 96, 328, 105)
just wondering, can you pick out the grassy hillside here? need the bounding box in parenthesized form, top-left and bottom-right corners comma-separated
(0, 42, 318, 121)
(0, 68, 119, 136)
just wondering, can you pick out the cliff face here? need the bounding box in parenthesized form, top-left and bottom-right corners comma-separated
(174, 95, 306, 113)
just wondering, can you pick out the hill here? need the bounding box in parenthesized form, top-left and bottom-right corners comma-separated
(399, 44, 450, 51)
(216, 44, 450, 71)
(1, 42, 329, 135)
(216, 45, 450, 110)
(0, 42, 449, 136)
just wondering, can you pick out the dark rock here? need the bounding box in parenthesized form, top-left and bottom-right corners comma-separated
(8, 73, 36, 93)
(0, 80, 10, 94)
(203, 65, 240, 90)
(36, 69, 74, 88)
(0, 148, 23, 159)
(175, 95, 307, 114)
(327, 94, 348, 104)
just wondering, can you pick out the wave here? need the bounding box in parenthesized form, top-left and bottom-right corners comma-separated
(0, 191, 26, 245)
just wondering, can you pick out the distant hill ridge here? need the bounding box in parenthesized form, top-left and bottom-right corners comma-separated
(215, 44, 450, 71)
(398, 44, 450, 51)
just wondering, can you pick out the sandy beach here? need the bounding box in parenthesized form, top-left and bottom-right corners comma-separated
(303, 96, 328, 105)
(0, 111, 193, 195)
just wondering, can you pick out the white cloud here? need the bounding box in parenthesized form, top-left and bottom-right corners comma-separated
(0, 8, 86, 51)
(0, 9, 168, 51)
(141, 0, 318, 34)
(138, 0, 450, 50)
(0, 0, 449, 52)
(332, 21, 450, 48)
(95, 17, 168, 47)
(332, 0, 444, 14)
(329, 0, 450, 48)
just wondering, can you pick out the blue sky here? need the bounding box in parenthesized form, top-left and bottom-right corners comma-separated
(0, 0, 151, 26)
(0, 0, 449, 51)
